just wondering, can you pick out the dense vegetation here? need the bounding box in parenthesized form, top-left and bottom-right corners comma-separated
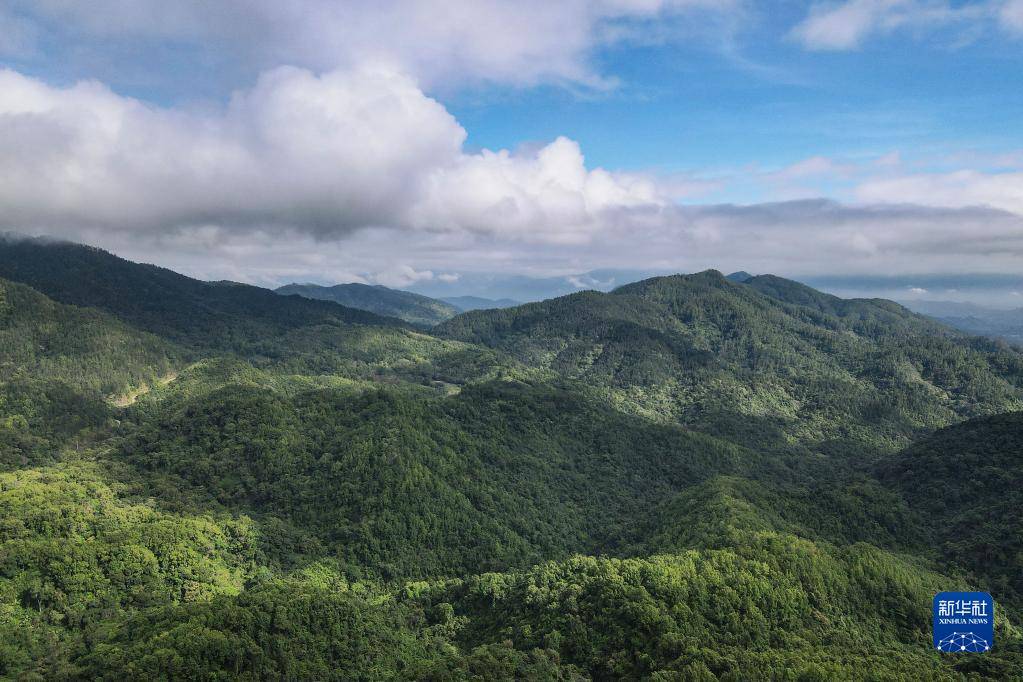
(0, 276, 180, 468)
(0, 237, 402, 353)
(277, 282, 460, 327)
(437, 271, 1023, 454)
(880, 412, 1023, 608)
(1, 238, 1022, 679)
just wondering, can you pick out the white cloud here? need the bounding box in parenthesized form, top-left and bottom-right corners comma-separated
(69, 199, 1023, 291)
(790, 0, 1015, 50)
(411, 137, 663, 242)
(855, 169, 1023, 214)
(791, 0, 893, 50)
(371, 265, 440, 288)
(7, 0, 737, 90)
(0, 66, 662, 244)
(908, 286, 928, 294)
(0, 65, 462, 234)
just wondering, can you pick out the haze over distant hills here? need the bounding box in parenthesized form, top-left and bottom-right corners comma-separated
(277, 282, 460, 327)
(804, 273, 1023, 309)
(406, 268, 666, 303)
(6, 1, 1023, 676)
(898, 299, 1023, 345)
(440, 295, 521, 312)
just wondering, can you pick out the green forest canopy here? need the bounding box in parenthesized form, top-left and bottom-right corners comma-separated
(0, 237, 1021, 679)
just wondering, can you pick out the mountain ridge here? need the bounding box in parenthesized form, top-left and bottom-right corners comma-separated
(0, 237, 407, 353)
(277, 282, 459, 327)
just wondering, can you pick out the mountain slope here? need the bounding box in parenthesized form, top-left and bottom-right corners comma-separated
(0, 236, 404, 352)
(879, 411, 1023, 607)
(437, 270, 1023, 453)
(74, 531, 1022, 680)
(118, 380, 765, 578)
(0, 276, 180, 467)
(0, 276, 178, 394)
(277, 282, 459, 327)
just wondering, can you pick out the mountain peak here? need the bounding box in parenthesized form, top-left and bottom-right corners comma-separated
(726, 271, 754, 283)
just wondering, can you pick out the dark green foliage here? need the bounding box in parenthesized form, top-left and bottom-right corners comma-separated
(437, 539, 1017, 680)
(277, 282, 460, 327)
(0, 277, 179, 467)
(0, 277, 178, 394)
(0, 237, 404, 353)
(66, 535, 1023, 680)
(118, 381, 761, 577)
(75, 577, 585, 681)
(879, 411, 1023, 607)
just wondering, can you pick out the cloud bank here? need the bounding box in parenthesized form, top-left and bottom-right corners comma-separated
(2, 2, 1022, 289)
(3, 0, 735, 90)
(0, 66, 662, 242)
(3, 61, 1023, 288)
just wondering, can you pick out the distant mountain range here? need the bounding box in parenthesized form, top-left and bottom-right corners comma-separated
(277, 282, 460, 327)
(275, 283, 522, 326)
(0, 235, 401, 353)
(901, 299, 1023, 344)
(407, 268, 666, 302)
(440, 295, 521, 311)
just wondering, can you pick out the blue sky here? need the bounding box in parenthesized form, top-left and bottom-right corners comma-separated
(450, 10, 1023, 209)
(1, 1, 1022, 302)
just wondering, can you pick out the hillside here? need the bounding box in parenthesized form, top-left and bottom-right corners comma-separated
(0, 236, 404, 352)
(0, 277, 180, 467)
(437, 270, 1023, 454)
(118, 381, 769, 577)
(879, 411, 1023, 607)
(1, 243, 1022, 679)
(277, 282, 459, 327)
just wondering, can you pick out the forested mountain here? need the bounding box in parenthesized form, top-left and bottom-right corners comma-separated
(0, 236, 403, 352)
(277, 282, 460, 327)
(0, 276, 180, 468)
(437, 270, 1023, 454)
(880, 411, 1023, 607)
(1, 239, 1022, 679)
(442, 295, 522, 312)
